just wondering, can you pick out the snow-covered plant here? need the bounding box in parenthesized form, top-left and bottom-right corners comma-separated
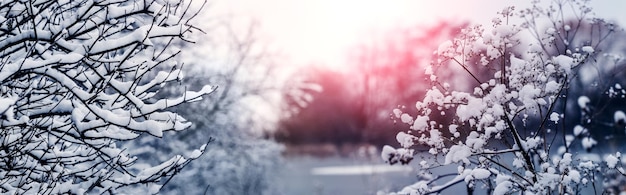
(123, 17, 301, 194)
(383, 0, 626, 194)
(0, 0, 214, 193)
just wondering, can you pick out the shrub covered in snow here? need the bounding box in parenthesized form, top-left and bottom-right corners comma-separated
(0, 0, 214, 193)
(384, 0, 626, 194)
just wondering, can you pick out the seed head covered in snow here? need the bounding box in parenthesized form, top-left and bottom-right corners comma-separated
(573, 125, 587, 136)
(605, 154, 619, 169)
(544, 81, 560, 94)
(437, 40, 454, 57)
(614, 110, 626, 124)
(578, 96, 590, 109)
(396, 132, 416, 148)
(393, 108, 403, 118)
(553, 55, 576, 71)
(411, 115, 430, 131)
(400, 113, 413, 124)
(581, 137, 597, 150)
(550, 112, 560, 123)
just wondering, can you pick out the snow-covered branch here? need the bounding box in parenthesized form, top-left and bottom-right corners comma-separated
(0, 0, 213, 193)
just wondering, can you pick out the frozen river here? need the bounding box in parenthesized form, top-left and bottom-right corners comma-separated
(276, 156, 421, 194)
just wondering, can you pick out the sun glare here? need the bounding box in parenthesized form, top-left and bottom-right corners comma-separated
(294, 0, 427, 69)
(217, 0, 514, 70)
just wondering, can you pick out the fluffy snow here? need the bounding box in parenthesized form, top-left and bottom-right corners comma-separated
(605, 154, 619, 168)
(448, 124, 458, 134)
(545, 81, 560, 93)
(392, 108, 402, 118)
(149, 184, 162, 194)
(424, 88, 445, 106)
(518, 84, 541, 108)
(444, 144, 472, 165)
(396, 132, 415, 148)
(523, 136, 542, 150)
(564, 25, 571, 31)
(83, 126, 139, 140)
(4, 134, 20, 145)
(493, 181, 512, 195)
(565, 134, 575, 147)
(494, 23, 513, 35)
(466, 131, 486, 149)
(456, 97, 484, 122)
(427, 130, 444, 148)
(400, 113, 413, 124)
(381, 145, 396, 162)
(437, 40, 454, 57)
(424, 65, 433, 75)
(566, 169, 581, 183)
(550, 112, 560, 123)
(577, 96, 590, 109)
(471, 168, 491, 179)
(381, 146, 414, 165)
(411, 115, 429, 131)
(512, 157, 524, 168)
(188, 149, 203, 159)
(553, 55, 575, 71)
(559, 153, 573, 172)
(578, 161, 595, 169)
(581, 46, 594, 53)
(573, 125, 587, 136)
(614, 110, 626, 124)
(581, 137, 597, 150)
(0, 96, 17, 115)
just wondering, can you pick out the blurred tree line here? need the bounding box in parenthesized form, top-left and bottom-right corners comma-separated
(277, 22, 468, 147)
(278, 16, 626, 153)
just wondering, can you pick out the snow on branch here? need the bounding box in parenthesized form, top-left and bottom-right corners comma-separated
(0, 0, 213, 193)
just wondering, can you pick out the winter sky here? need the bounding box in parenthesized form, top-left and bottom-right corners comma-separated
(208, 0, 626, 70)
